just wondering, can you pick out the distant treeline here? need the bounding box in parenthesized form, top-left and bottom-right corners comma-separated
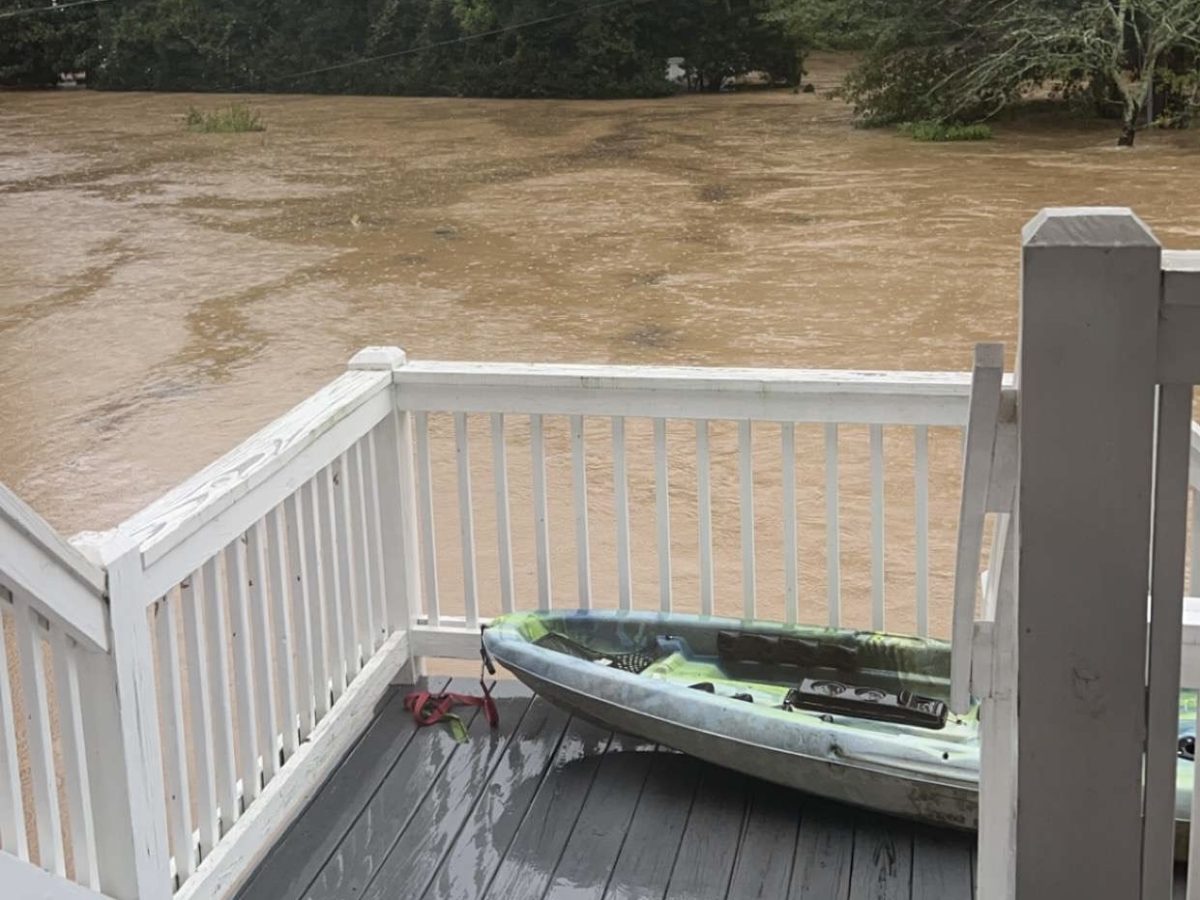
(1, 0, 801, 97)
(12, 0, 1198, 147)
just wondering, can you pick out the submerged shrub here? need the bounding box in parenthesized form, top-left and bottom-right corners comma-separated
(897, 120, 992, 141)
(184, 104, 265, 133)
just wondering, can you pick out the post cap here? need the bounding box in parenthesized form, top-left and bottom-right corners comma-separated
(974, 342, 1005, 370)
(1022, 207, 1158, 248)
(348, 346, 408, 371)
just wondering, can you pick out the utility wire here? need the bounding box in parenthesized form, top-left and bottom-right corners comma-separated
(235, 0, 649, 88)
(0, 0, 116, 20)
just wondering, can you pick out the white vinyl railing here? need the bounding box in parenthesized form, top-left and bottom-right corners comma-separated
(394, 361, 989, 661)
(1190, 423, 1200, 599)
(84, 348, 418, 900)
(0, 484, 118, 895)
(944, 215, 1200, 900)
(1, 348, 992, 900)
(9, 301, 1200, 898)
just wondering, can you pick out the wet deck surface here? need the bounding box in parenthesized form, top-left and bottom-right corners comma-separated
(240, 678, 980, 900)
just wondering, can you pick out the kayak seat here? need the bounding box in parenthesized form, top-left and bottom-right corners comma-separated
(717, 630, 858, 671)
(785, 678, 949, 729)
(533, 631, 663, 674)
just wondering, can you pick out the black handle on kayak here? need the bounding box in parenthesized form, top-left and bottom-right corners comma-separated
(479, 624, 496, 676)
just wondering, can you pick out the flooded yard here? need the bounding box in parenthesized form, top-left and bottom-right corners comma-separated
(3, 53, 1200, 630)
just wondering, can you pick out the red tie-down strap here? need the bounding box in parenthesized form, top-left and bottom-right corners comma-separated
(403, 677, 499, 733)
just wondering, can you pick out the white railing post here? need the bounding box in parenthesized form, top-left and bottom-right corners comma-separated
(349, 347, 421, 682)
(1013, 208, 1161, 898)
(976, 512, 1016, 900)
(103, 547, 173, 899)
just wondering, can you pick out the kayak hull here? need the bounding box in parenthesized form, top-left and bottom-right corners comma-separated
(482, 609, 1194, 853)
(506, 651, 978, 828)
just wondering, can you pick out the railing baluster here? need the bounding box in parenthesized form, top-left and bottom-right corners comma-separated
(299, 480, 331, 720)
(613, 417, 633, 609)
(654, 418, 672, 613)
(373, 413, 419, 639)
(914, 426, 930, 637)
(696, 419, 714, 616)
(1191, 707, 1200, 900)
(49, 630, 98, 890)
(362, 433, 389, 647)
(316, 466, 347, 696)
(153, 593, 196, 880)
(491, 413, 515, 615)
(331, 455, 361, 676)
(181, 568, 220, 855)
(781, 423, 797, 625)
(825, 424, 841, 626)
(870, 425, 885, 630)
(347, 444, 376, 657)
(247, 521, 280, 785)
(16, 597, 64, 875)
(531, 414, 552, 610)
(200, 556, 239, 830)
(739, 420, 756, 619)
(415, 412, 441, 626)
(1191, 489, 1200, 597)
(266, 508, 299, 759)
(224, 538, 261, 806)
(1143, 384, 1192, 898)
(571, 415, 592, 609)
(455, 413, 479, 626)
(0, 595, 29, 859)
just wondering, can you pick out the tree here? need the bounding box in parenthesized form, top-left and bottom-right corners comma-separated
(0, 1, 98, 86)
(667, 0, 801, 91)
(1076, 0, 1200, 144)
(943, 0, 1200, 145)
(14, 0, 803, 99)
(781, 0, 1200, 145)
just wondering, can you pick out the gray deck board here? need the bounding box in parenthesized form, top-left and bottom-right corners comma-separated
(790, 800, 854, 899)
(240, 680, 988, 900)
(421, 696, 571, 900)
(911, 827, 973, 899)
(542, 733, 657, 900)
(664, 766, 748, 900)
(306, 677, 485, 900)
(481, 715, 613, 900)
(237, 676, 447, 900)
(602, 752, 702, 900)
(361, 682, 535, 900)
(727, 778, 802, 900)
(849, 816, 914, 900)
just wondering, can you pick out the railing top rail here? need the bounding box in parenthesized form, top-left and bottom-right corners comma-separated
(0, 482, 108, 651)
(394, 360, 1012, 426)
(101, 367, 393, 574)
(397, 359, 986, 390)
(1163, 249, 1200, 274)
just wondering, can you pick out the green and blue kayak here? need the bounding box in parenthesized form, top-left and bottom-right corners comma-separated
(482, 609, 1195, 851)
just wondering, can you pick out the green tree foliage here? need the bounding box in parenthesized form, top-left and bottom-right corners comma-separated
(0, 1, 99, 85)
(4, 0, 803, 97)
(364, 0, 673, 98)
(778, 0, 1200, 145)
(664, 0, 801, 91)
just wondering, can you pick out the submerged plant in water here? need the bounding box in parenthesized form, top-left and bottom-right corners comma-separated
(184, 104, 265, 134)
(897, 121, 992, 141)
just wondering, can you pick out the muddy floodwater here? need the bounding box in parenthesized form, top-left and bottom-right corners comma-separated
(4, 54, 1200, 633)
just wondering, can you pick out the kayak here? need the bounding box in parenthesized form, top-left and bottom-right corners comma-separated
(482, 609, 1195, 849)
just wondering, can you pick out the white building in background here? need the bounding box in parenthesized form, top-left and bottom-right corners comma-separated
(666, 57, 686, 86)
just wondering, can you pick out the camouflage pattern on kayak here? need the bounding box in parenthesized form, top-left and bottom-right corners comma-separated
(482, 609, 1194, 851)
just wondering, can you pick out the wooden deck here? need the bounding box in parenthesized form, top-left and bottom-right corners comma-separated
(240, 678, 980, 900)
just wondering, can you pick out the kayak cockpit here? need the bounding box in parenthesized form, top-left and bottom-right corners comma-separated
(504, 611, 977, 743)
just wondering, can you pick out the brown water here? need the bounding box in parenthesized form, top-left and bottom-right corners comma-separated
(3, 53, 1200, 632)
